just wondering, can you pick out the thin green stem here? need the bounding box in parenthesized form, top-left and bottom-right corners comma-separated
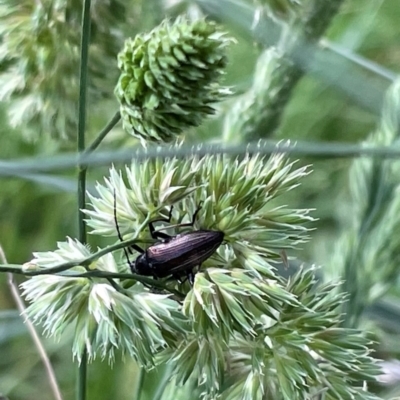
(321, 39, 397, 83)
(77, 0, 91, 399)
(0, 236, 152, 275)
(134, 368, 145, 400)
(7, 140, 400, 177)
(153, 365, 173, 400)
(78, 169, 87, 241)
(0, 265, 185, 298)
(1, 246, 64, 400)
(77, 350, 87, 400)
(85, 111, 121, 154)
(78, 3, 91, 156)
(61, 271, 185, 298)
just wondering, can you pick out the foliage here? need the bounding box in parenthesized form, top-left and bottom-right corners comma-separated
(18, 147, 381, 399)
(1, 0, 400, 399)
(223, 47, 291, 142)
(327, 79, 400, 328)
(0, 0, 126, 139)
(115, 17, 232, 145)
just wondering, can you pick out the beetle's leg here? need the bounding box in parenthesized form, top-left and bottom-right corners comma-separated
(134, 266, 158, 289)
(159, 201, 204, 232)
(152, 202, 205, 239)
(142, 278, 157, 291)
(173, 201, 203, 229)
(129, 243, 144, 254)
(172, 274, 184, 284)
(191, 201, 203, 226)
(149, 206, 174, 240)
(151, 230, 171, 240)
(187, 270, 195, 286)
(187, 263, 202, 285)
(173, 269, 195, 286)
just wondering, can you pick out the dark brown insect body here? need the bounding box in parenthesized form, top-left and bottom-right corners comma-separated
(135, 230, 224, 280)
(114, 193, 224, 284)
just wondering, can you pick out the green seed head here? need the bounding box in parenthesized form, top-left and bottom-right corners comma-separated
(114, 17, 233, 145)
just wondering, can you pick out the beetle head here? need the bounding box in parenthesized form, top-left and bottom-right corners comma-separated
(134, 253, 152, 276)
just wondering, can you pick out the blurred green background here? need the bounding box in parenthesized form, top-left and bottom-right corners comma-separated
(1, 0, 400, 399)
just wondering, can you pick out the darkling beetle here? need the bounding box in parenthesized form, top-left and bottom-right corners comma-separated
(113, 193, 224, 285)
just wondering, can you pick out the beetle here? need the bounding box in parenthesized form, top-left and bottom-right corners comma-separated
(113, 193, 224, 285)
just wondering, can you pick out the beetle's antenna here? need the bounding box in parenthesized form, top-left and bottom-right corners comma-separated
(113, 189, 134, 269)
